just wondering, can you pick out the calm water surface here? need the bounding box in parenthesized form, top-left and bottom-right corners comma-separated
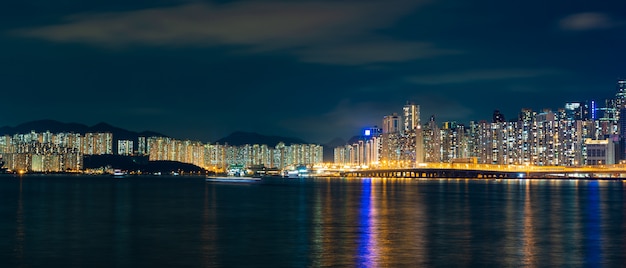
(1, 175, 625, 267)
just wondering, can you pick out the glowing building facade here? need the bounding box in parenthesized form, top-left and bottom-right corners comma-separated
(147, 137, 323, 171)
(118, 140, 134, 156)
(335, 81, 626, 166)
(0, 131, 110, 172)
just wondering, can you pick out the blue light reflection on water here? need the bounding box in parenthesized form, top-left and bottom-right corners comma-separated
(585, 180, 601, 266)
(357, 178, 375, 267)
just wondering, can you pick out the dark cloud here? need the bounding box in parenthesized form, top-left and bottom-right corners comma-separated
(559, 12, 621, 31)
(406, 69, 565, 85)
(277, 99, 396, 142)
(12, 0, 445, 65)
(296, 40, 459, 65)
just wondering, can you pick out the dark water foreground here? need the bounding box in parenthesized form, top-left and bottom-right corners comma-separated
(1, 175, 625, 267)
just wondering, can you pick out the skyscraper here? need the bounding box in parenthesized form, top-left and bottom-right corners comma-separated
(616, 79, 626, 161)
(565, 102, 589, 121)
(402, 102, 424, 165)
(138, 137, 147, 155)
(423, 115, 441, 162)
(615, 79, 626, 109)
(382, 113, 401, 134)
(118, 140, 133, 156)
(403, 102, 420, 133)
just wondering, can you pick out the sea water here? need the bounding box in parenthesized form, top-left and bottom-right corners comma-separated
(1, 175, 625, 267)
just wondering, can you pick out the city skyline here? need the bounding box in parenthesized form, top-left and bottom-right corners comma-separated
(2, 78, 626, 173)
(1, 0, 625, 143)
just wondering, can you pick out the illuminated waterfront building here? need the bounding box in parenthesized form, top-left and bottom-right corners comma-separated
(474, 120, 492, 164)
(204, 143, 226, 170)
(31, 154, 60, 172)
(273, 142, 286, 169)
(336, 102, 424, 168)
(147, 137, 170, 161)
(403, 102, 420, 133)
(492, 121, 517, 165)
(138, 137, 147, 155)
(147, 137, 206, 168)
(616, 79, 626, 161)
(440, 121, 468, 163)
(423, 115, 441, 162)
(82, 133, 113, 155)
(382, 113, 401, 134)
(615, 79, 626, 112)
(42, 131, 53, 144)
(0, 132, 84, 172)
(117, 140, 133, 156)
(595, 98, 618, 137)
(381, 113, 401, 165)
(466, 121, 479, 161)
(333, 128, 382, 167)
(534, 110, 558, 165)
(148, 137, 323, 171)
(0, 135, 13, 154)
(402, 102, 424, 166)
(415, 124, 424, 164)
(334, 145, 350, 165)
(585, 138, 615, 165)
(565, 102, 589, 121)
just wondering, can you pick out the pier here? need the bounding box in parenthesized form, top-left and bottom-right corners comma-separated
(341, 163, 626, 179)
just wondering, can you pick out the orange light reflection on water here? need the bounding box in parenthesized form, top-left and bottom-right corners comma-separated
(201, 183, 218, 267)
(522, 181, 539, 267)
(14, 179, 24, 262)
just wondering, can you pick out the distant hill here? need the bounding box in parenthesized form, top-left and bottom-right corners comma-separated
(0, 119, 90, 134)
(83, 155, 207, 174)
(0, 119, 165, 138)
(216, 131, 310, 147)
(347, 135, 362, 145)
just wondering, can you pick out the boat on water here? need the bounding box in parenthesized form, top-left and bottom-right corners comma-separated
(205, 176, 262, 183)
(112, 169, 126, 178)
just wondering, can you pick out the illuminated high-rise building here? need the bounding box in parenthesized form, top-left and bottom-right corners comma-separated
(616, 79, 626, 161)
(402, 102, 424, 166)
(403, 102, 420, 133)
(585, 138, 615, 165)
(415, 124, 424, 164)
(534, 110, 559, 165)
(440, 122, 468, 162)
(382, 113, 401, 134)
(118, 140, 133, 156)
(380, 113, 400, 165)
(82, 133, 113, 155)
(596, 99, 618, 137)
(616, 79, 626, 109)
(138, 137, 147, 155)
(423, 115, 441, 162)
(565, 102, 589, 121)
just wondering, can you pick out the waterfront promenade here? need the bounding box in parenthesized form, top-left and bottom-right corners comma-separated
(342, 163, 626, 179)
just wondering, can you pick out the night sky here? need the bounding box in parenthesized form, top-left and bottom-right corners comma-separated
(1, 0, 625, 143)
